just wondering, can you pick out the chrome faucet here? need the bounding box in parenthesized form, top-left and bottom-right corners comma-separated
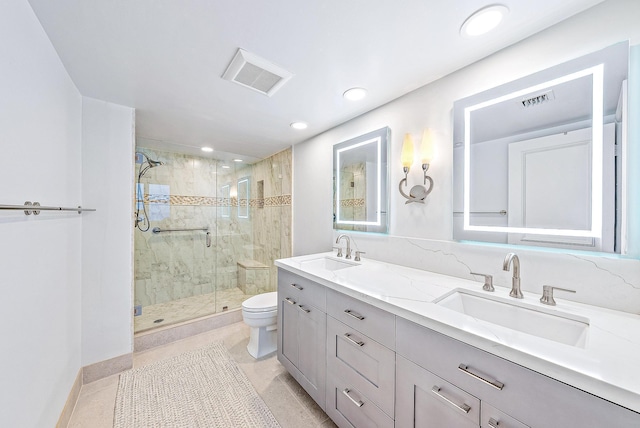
(336, 234, 352, 259)
(503, 253, 523, 299)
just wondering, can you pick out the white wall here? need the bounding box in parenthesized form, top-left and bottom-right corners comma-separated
(293, 0, 640, 313)
(0, 1, 82, 426)
(81, 97, 135, 366)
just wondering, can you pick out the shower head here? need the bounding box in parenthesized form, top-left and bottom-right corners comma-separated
(136, 152, 164, 168)
(147, 158, 164, 168)
(136, 152, 165, 180)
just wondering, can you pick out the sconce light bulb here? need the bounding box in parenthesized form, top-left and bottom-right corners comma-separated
(420, 128, 434, 164)
(401, 134, 415, 169)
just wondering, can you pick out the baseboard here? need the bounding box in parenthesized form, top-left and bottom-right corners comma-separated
(134, 308, 243, 352)
(56, 368, 82, 428)
(82, 352, 133, 384)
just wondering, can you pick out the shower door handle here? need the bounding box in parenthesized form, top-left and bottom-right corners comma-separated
(206, 231, 211, 248)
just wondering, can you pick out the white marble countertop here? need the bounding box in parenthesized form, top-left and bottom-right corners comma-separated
(275, 252, 640, 413)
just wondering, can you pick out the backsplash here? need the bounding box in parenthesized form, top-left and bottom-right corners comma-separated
(341, 233, 640, 314)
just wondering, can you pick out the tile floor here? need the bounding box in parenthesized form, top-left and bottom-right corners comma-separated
(68, 321, 337, 428)
(134, 287, 255, 333)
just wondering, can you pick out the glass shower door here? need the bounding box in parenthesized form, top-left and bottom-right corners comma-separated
(133, 149, 218, 332)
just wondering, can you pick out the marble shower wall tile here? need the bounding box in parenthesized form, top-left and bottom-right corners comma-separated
(134, 146, 293, 307)
(250, 148, 293, 288)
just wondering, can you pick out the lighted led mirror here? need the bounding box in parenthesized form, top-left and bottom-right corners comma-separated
(453, 42, 628, 253)
(333, 127, 389, 234)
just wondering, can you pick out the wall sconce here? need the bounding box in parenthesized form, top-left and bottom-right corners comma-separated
(399, 129, 434, 204)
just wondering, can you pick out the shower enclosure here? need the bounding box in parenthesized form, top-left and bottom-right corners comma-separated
(133, 146, 291, 333)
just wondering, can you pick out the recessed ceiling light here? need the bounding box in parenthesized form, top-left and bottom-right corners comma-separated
(290, 122, 308, 130)
(233, 159, 243, 162)
(222, 165, 230, 169)
(461, 5, 508, 37)
(201, 146, 214, 152)
(343, 87, 368, 101)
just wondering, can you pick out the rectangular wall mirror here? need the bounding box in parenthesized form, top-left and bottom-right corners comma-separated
(333, 127, 389, 234)
(453, 41, 628, 253)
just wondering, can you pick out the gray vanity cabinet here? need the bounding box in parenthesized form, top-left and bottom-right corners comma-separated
(277, 269, 640, 428)
(277, 269, 327, 409)
(396, 318, 640, 428)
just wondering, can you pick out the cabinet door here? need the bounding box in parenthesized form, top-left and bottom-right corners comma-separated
(277, 284, 327, 409)
(280, 296, 299, 366)
(396, 355, 480, 428)
(297, 301, 327, 406)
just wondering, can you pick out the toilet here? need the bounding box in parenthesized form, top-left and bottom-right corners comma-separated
(241, 292, 278, 358)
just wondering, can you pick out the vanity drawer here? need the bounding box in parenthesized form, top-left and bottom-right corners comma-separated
(327, 316, 395, 417)
(326, 375, 394, 428)
(278, 268, 326, 311)
(327, 289, 395, 349)
(481, 403, 529, 428)
(397, 318, 640, 427)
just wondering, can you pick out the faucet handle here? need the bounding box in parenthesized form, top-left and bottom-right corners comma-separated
(540, 285, 576, 306)
(470, 272, 495, 292)
(354, 251, 366, 262)
(332, 246, 343, 258)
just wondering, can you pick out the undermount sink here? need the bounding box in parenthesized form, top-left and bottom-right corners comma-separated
(301, 257, 359, 272)
(434, 289, 589, 348)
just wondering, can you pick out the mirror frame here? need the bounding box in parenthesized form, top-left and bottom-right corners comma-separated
(333, 126, 390, 234)
(452, 41, 628, 251)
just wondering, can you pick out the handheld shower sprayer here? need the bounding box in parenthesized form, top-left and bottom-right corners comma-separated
(135, 152, 165, 231)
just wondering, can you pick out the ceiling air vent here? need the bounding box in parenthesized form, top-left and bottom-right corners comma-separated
(520, 90, 555, 108)
(222, 48, 293, 96)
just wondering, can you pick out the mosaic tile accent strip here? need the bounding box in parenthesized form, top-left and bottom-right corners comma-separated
(340, 198, 365, 207)
(138, 194, 292, 207)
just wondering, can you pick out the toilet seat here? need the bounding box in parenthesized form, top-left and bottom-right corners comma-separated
(242, 292, 277, 313)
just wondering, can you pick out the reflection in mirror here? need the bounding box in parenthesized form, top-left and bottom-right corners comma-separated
(333, 127, 389, 234)
(453, 42, 628, 253)
(237, 177, 249, 219)
(220, 184, 230, 218)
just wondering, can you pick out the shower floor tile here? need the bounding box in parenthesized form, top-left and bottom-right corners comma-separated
(134, 287, 253, 333)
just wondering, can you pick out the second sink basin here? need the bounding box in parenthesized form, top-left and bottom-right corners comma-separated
(434, 289, 589, 348)
(301, 256, 359, 272)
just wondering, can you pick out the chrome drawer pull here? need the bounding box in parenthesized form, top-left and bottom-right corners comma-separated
(344, 333, 365, 347)
(298, 305, 311, 313)
(458, 364, 504, 390)
(284, 297, 296, 305)
(344, 309, 365, 320)
(290, 283, 304, 291)
(342, 388, 364, 408)
(488, 418, 500, 428)
(431, 386, 471, 414)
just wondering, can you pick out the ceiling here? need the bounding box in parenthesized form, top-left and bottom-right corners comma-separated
(27, 0, 604, 161)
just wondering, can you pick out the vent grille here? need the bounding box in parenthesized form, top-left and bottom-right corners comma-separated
(222, 48, 293, 96)
(520, 90, 555, 108)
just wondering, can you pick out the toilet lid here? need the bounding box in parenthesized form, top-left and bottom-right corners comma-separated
(242, 292, 278, 312)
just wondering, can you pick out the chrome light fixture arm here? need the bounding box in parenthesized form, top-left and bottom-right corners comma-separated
(399, 163, 434, 204)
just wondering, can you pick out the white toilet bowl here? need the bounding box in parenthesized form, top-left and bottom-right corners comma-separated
(242, 292, 278, 358)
